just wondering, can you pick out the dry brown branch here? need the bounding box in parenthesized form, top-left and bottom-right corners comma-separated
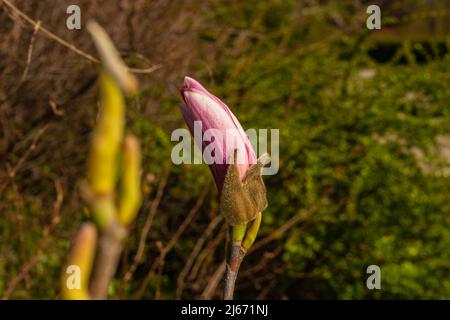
(20, 19, 40, 82)
(49, 100, 64, 116)
(0, 124, 49, 196)
(249, 207, 316, 253)
(0, 0, 161, 75)
(128, 65, 162, 74)
(239, 245, 284, 279)
(161, 188, 207, 255)
(121, 166, 171, 284)
(1, 0, 98, 63)
(153, 189, 207, 299)
(176, 214, 224, 299)
(238, 265, 286, 291)
(133, 189, 208, 299)
(256, 279, 276, 299)
(189, 226, 226, 282)
(200, 261, 226, 300)
(8, 124, 49, 179)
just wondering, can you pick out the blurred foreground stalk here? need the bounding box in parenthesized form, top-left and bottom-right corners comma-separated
(61, 22, 141, 300)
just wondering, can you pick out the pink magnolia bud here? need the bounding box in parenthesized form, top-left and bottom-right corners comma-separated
(180, 77, 257, 192)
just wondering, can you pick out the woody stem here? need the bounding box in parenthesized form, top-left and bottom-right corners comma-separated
(223, 240, 246, 300)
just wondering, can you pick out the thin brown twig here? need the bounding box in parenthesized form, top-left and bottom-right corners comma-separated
(249, 207, 316, 253)
(256, 278, 276, 299)
(1, 0, 98, 63)
(49, 100, 64, 116)
(121, 166, 171, 284)
(0, 0, 161, 75)
(9, 124, 49, 179)
(0, 124, 49, 196)
(239, 245, 284, 278)
(188, 226, 226, 282)
(176, 215, 224, 299)
(239, 265, 286, 291)
(128, 64, 162, 74)
(152, 189, 207, 299)
(200, 261, 226, 300)
(161, 188, 207, 255)
(132, 189, 208, 299)
(21, 20, 40, 82)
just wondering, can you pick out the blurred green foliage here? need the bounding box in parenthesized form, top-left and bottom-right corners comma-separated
(189, 0, 450, 299)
